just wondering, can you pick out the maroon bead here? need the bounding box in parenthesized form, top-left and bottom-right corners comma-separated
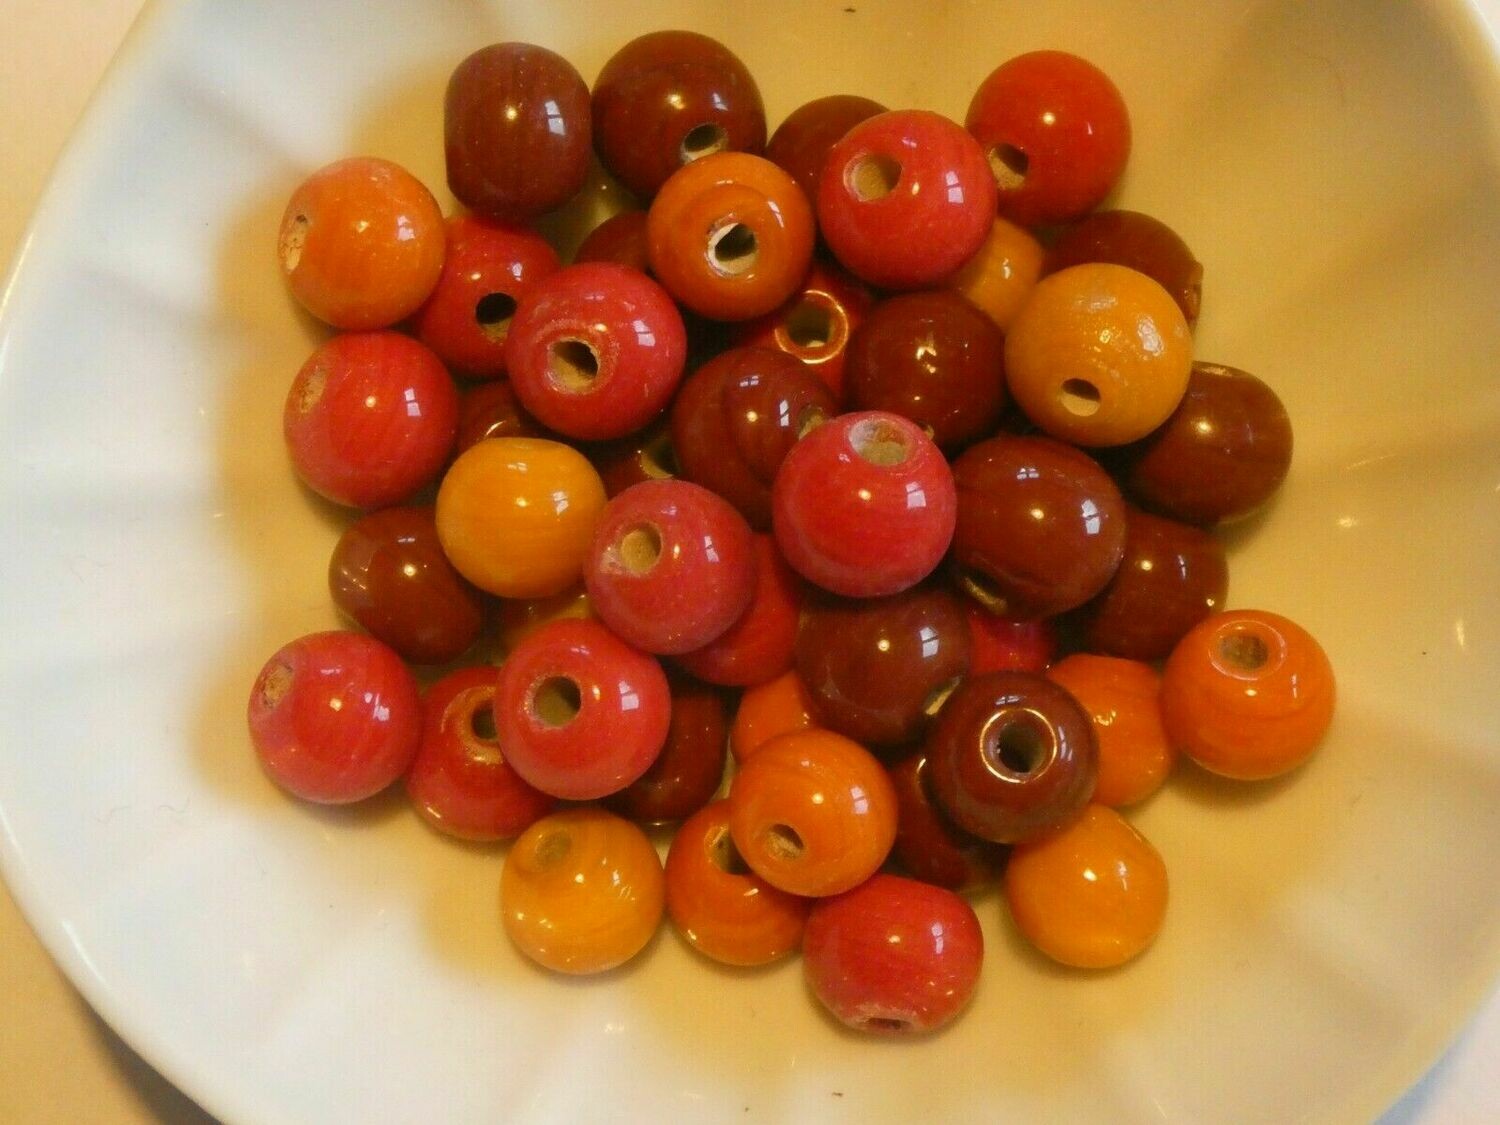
(1119, 362, 1293, 525)
(765, 94, 887, 206)
(573, 210, 651, 272)
(585, 417, 678, 498)
(731, 260, 874, 403)
(966, 606, 1058, 675)
(1075, 507, 1229, 661)
(925, 671, 1097, 844)
(1046, 210, 1202, 328)
(592, 31, 767, 201)
(455, 380, 543, 456)
(675, 534, 804, 687)
(605, 673, 730, 823)
(796, 585, 971, 749)
(445, 43, 592, 223)
(951, 434, 1126, 618)
(844, 291, 1007, 454)
(328, 506, 486, 665)
(671, 345, 838, 530)
(889, 752, 1005, 890)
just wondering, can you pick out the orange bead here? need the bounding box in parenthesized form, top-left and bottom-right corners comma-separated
(1004, 804, 1167, 969)
(1047, 653, 1174, 806)
(1160, 609, 1335, 780)
(1005, 263, 1191, 446)
(496, 586, 595, 654)
(435, 437, 606, 598)
(500, 807, 664, 974)
(647, 152, 815, 321)
(277, 157, 445, 330)
(727, 728, 897, 897)
(664, 800, 810, 966)
(947, 217, 1044, 332)
(729, 669, 816, 764)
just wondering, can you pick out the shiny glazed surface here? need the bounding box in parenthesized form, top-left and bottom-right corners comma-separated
(675, 533, 804, 687)
(728, 669, 817, 763)
(1046, 209, 1202, 328)
(1047, 653, 1174, 807)
(732, 260, 874, 403)
(889, 752, 1005, 890)
(764, 93, 887, 206)
(605, 673, 729, 823)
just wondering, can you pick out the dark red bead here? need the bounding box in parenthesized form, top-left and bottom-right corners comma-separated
(965, 606, 1057, 675)
(764, 94, 887, 206)
(605, 673, 730, 823)
(731, 260, 874, 403)
(1046, 210, 1202, 328)
(675, 534, 804, 687)
(573, 210, 651, 272)
(585, 417, 678, 498)
(455, 380, 543, 456)
(889, 752, 1005, 890)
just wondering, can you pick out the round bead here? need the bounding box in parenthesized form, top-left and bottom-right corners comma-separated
(455, 379, 543, 456)
(675, 534, 804, 687)
(729, 669, 817, 764)
(947, 217, 1045, 333)
(1161, 610, 1335, 780)
(501, 807, 664, 975)
(731, 260, 874, 402)
(435, 437, 606, 599)
(495, 587, 594, 655)
(1005, 263, 1193, 447)
(764, 94, 887, 205)
(1047, 654, 1173, 807)
(1046, 209, 1202, 328)
(605, 673, 729, 823)
(889, 752, 1006, 890)
(573, 210, 651, 272)
(966, 607, 1058, 675)
(727, 728, 897, 897)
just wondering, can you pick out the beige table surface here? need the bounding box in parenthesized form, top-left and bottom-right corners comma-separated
(2, 3, 1497, 1123)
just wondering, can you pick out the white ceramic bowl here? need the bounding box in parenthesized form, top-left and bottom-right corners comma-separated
(2, 1, 1498, 1121)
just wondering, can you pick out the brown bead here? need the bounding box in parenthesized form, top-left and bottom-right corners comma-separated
(456, 380, 543, 456)
(765, 94, 887, 206)
(573, 210, 651, 272)
(584, 418, 678, 498)
(951, 435, 1126, 619)
(1120, 362, 1293, 525)
(845, 291, 1007, 454)
(444, 43, 592, 224)
(889, 752, 1006, 890)
(328, 506, 486, 664)
(592, 31, 766, 201)
(605, 673, 729, 823)
(795, 585, 971, 748)
(1076, 507, 1228, 660)
(1045, 209, 1203, 327)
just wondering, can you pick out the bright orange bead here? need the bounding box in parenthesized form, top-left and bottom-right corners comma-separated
(500, 807, 664, 974)
(947, 218, 1044, 333)
(496, 586, 595, 654)
(729, 670, 816, 764)
(727, 728, 897, 897)
(665, 800, 810, 966)
(647, 152, 815, 321)
(1004, 804, 1167, 969)
(1161, 609, 1335, 780)
(277, 157, 445, 330)
(1005, 263, 1191, 446)
(1047, 653, 1174, 807)
(435, 437, 606, 599)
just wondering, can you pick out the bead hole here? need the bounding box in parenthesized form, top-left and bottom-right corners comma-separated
(707, 825, 752, 875)
(848, 417, 911, 466)
(548, 339, 600, 392)
(784, 299, 834, 349)
(258, 660, 293, 709)
(612, 524, 663, 576)
(764, 823, 806, 862)
(1219, 630, 1270, 672)
(861, 1017, 912, 1033)
(957, 569, 1010, 616)
(280, 213, 309, 273)
(1059, 379, 1101, 417)
(295, 366, 327, 414)
(641, 431, 678, 479)
(988, 143, 1029, 191)
(985, 715, 1049, 776)
(474, 292, 518, 341)
(533, 830, 572, 868)
(922, 676, 963, 717)
(470, 701, 497, 741)
(680, 122, 729, 164)
(795, 404, 829, 439)
(707, 221, 758, 277)
(846, 154, 901, 201)
(532, 676, 582, 728)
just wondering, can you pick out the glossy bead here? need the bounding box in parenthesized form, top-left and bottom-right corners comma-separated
(586, 418, 678, 498)
(772, 411, 956, 598)
(729, 669, 816, 763)
(1004, 805, 1167, 969)
(445, 43, 591, 223)
(664, 800, 809, 967)
(414, 215, 561, 379)
(573, 210, 651, 272)
(283, 332, 458, 510)
(844, 290, 1007, 454)
(1076, 507, 1228, 661)
(405, 666, 555, 841)
(1120, 362, 1293, 525)
(764, 94, 887, 205)
(328, 506, 485, 665)
(1161, 610, 1335, 780)
(925, 671, 1097, 844)
(1047, 654, 1173, 806)
(495, 587, 593, 654)
(965, 51, 1131, 227)
(950, 434, 1126, 619)
(889, 752, 1005, 890)
(818, 110, 996, 290)
(1046, 210, 1202, 328)
(277, 157, 445, 330)
(647, 152, 814, 321)
(966, 607, 1058, 675)
(592, 30, 767, 201)
(435, 437, 606, 598)
(455, 379, 543, 456)
(494, 619, 670, 800)
(606, 673, 729, 823)
(948, 218, 1045, 333)
(795, 586, 971, 749)
(500, 807, 664, 975)
(505, 261, 687, 441)
(246, 631, 421, 804)
(803, 874, 983, 1035)
(675, 534, 804, 687)
(731, 260, 874, 402)
(1006, 263, 1193, 447)
(727, 729, 898, 897)
(670, 345, 838, 530)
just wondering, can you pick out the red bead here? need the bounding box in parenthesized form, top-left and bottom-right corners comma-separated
(445, 43, 591, 223)
(573, 210, 651, 272)
(1046, 209, 1202, 328)
(585, 417, 678, 498)
(455, 379, 543, 456)
(504, 262, 687, 441)
(802, 873, 983, 1035)
(773, 411, 956, 598)
(675, 534, 804, 687)
(414, 215, 561, 379)
(283, 332, 458, 510)
(965, 51, 1131, 228)
(247, 631, 421, 804)
(889, 752, 1005, 890)
(764, 94, 887, 206)
(583, 479, 757, 655)
(405, 666, 555, 841)
(731, 260, 874, 403)
(818, 110, 996, 290)
(966, 606, 1058, 675)
(605, 672, 729, 823)
(493, 619, 671, 800)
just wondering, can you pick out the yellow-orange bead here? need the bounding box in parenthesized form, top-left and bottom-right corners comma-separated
(500, 807, 664, 975)
(496, 586, 595, 654)
(1004, 805, 1167, 969)
(947, 217, 1044, 332)
(435, 437, 606, 598)
(1005, 263, 1192, 446)
(728, 669, 817, 764)
(1047, 653, 1174, 807)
